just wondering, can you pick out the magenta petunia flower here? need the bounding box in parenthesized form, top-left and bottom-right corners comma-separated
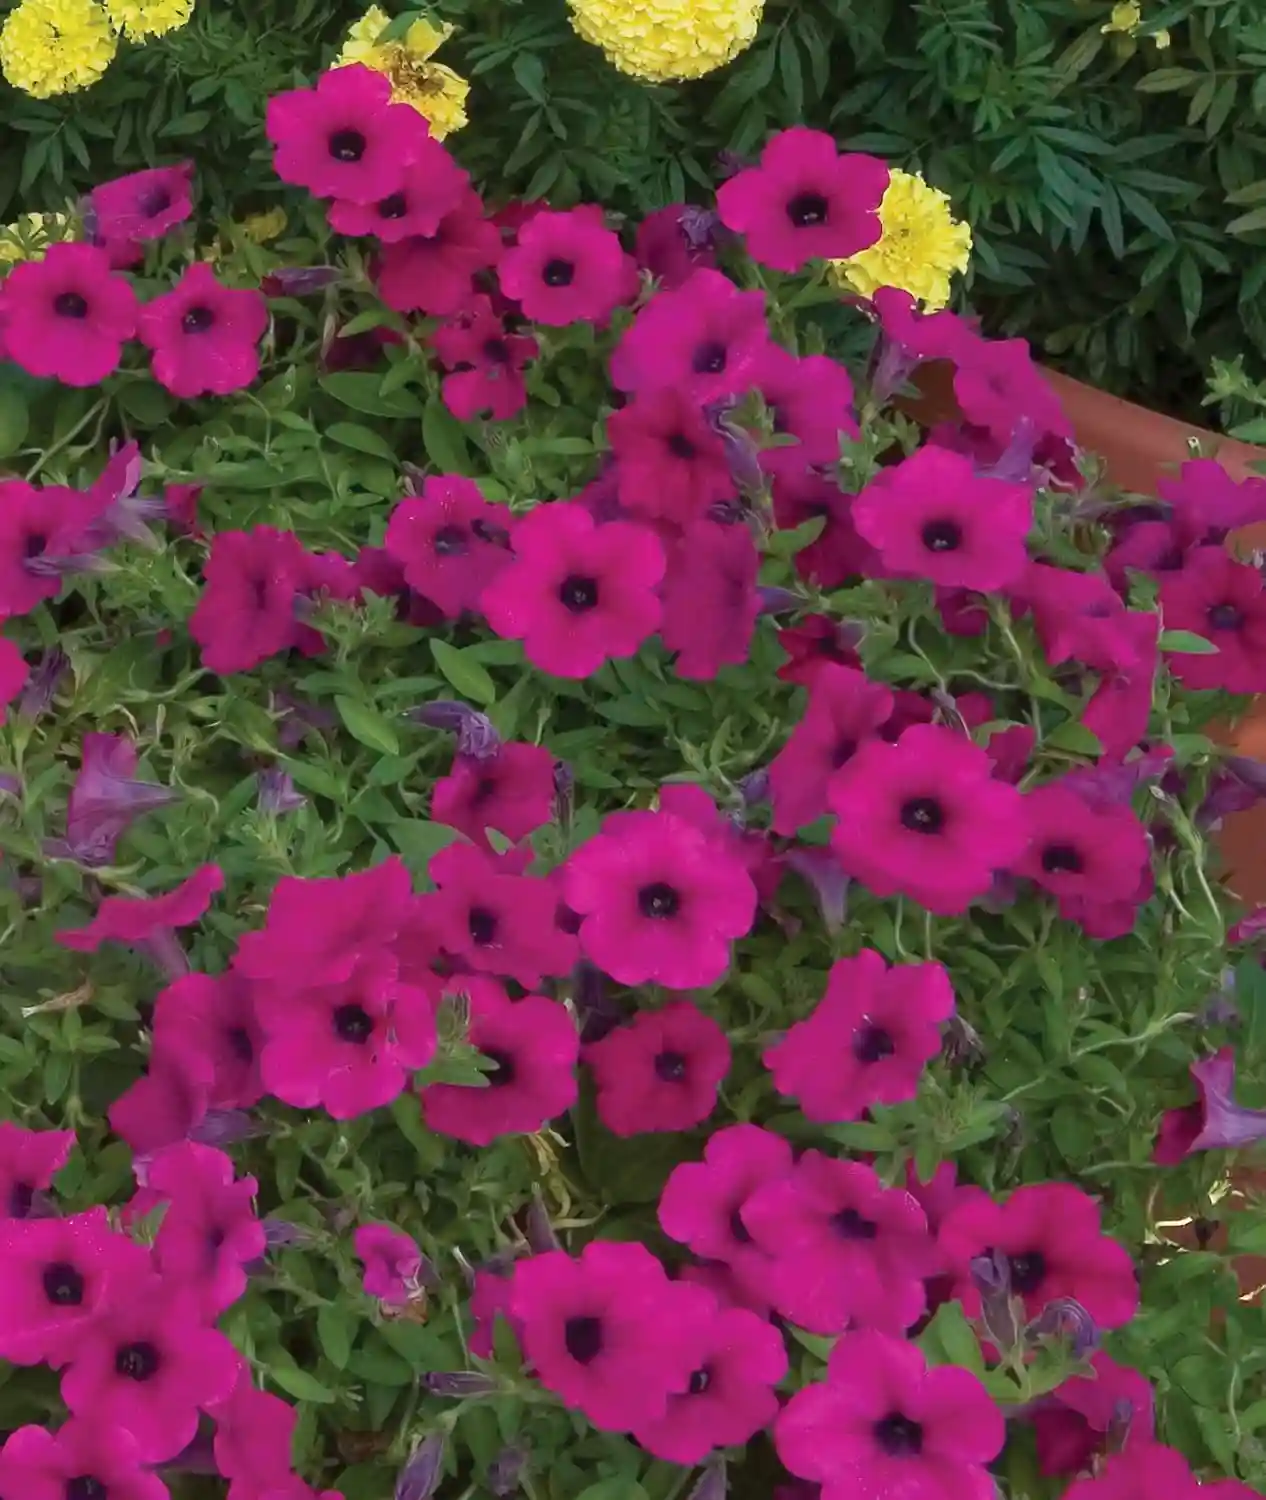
(481, 503, 664, 679)
(498, 206, 637, 326)
(418, 841, 577, 986)
(432, 739, 557, 849)
(328, 136, 469, 241)
(1020, 563, 1142, 675)
(939, 1181, 1138, 1329)
(852, 445, 1033, 592)
(608, 387, 736, 527)
(355, 1222, 423, 1305)
(266, 63, 430, 202)
(508, 1240, 715, 1432)
(1160, 546, 1266, 692)
(828, 722, 1029, 915)
(756, 345, 859, 467)
(234, 857, 413, 988)
(384, 475, 513, 620)
(632, 1293, 787, 1463)
(86, 161, 194, 246)
(188, 526, 317, 675)
(468, 1264, 518, 1359)
(764, 949, 954, 1123)
(0, 1206, 150, 1366)
(0, 637, 28, 721)
(210, 1366, 298, 1500)
(1063, 1443, 1202, 1500)
(150, 970, 264, 1110)
(742, 1152, 933, 1334)
(256, 953, 436, 1119)
(421, 975, 578, 1145)
(138, 263, 268, 400)
(376, 187, 503, 317)
(60, 1271, 241, 1462)
(1083, 611, 1160, 762)
(768, 662, 893, 835)
(658, 782, 783, 907)
(146, 1142, 265, 1318)
(1034, 1352, 1154, 1476)
(62, 733, 176, 869)
(658, 1123, 793, 1303)
(432, 295, 537, 422)
(585, 1001, 730, 1137)
(660, 518, 761, 680)
(1152, 1047, 1266, 1163)
(0, 1417, 169, 1500)
(716, 127, 888, 272)
(610, 268, 772, 405)
(953, 335, 1072, 446)
(0, 242, 137, 386)
(769, 454, 879, 588)
(563, 807, 757, 988)
(635, 203, 717, 288)
(1012, 781, 1151, 931)
(56, 863, 223, 964)
(775, 1328, 1005, 1500)
(1159, 456, 1266, 537)
(107, 1033, 214, 1157)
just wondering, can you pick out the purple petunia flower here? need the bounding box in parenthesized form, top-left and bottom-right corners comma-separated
(57, 734, 177, 868)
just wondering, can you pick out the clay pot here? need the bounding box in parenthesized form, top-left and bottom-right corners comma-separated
(909, 362, 1266, 904)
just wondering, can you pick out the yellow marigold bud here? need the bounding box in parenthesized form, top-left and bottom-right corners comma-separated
(0, 0, 116, 98)
(336, 6, 469, 139)
(240, 207, 287, 244)
(566, 0, 764, 82)
(829, 169, 972, 313)
(103, 0, 193, 40)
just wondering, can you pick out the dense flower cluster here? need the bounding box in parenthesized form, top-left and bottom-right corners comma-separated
(566, 0, 765, 80)
(0, 0, 191, 97)
(0, 56, 1260, 1500)
(335, 5, 470, 140)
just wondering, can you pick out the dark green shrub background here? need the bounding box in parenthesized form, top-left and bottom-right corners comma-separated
(1, 2, 1264, 409)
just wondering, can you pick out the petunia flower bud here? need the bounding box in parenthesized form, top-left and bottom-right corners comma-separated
(396, 1434, 446, 1500)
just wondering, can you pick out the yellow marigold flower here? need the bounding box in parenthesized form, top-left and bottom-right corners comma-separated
(240, 207, 287, 244)
(103, 0, 192, 39)
(829, 169, 972, 313)
(0, 0, 116, 98)
(336, 5, 469, 139)
(1102, 1, 1169, 48)
(566, 0, 764, 82)
(0, 211, 72, 265)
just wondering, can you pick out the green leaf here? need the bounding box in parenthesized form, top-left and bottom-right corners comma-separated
(573, 1480, 649, 1500)
(335, 696, 401, 755)
(1229, 206, 1266, 237)
(767, 515, 826, 557)
(317, 1303, 354, 1369)
(266, 1359, 337, 1404)
(1043, 721, 1103, 756)
(422, 395, 473, 474)
(1160, 629, 1219, 654)
(320, 372, 421, 418)
(1135, 67, 1196, 93)
(920, 1300, 985, 1375)
(0, 385, 28, 458)
(430, 640, 497, 706)
(326, 422, 398, 461)
(391, 819, 467, 871)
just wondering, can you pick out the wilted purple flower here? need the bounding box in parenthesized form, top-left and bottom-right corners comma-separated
(190, 1108, 264, 1147)
(981, 869, 1020, 912)
(715, 149, 749, 179)
(59, 733, 176, 867)
(396, 1434, 446, 1500)
(689, 1456, 727, 1500)
(487, 1444, 528, 1497)
(524, 1187, 560, 1255)
(786, 846, 850, 931)
(943, 1013, 985, 1068)
(261, 1216, 315, 1249)
(1198, 969, 1238, 1028)
(18, 647, 68, 720)
(868, 330, 922, 407)
(738, 768, 769, 807)
(413, 700, 501, 762)
(572, 960, 621, 1044)
(1062, 746, 1173, 813)
(971, 1248, 1022, 1352)
(1027, 1297, 1100, 1359)
(80, 441, 168, 551)
(1198, 754, 1266, 830)
(975, 416, 1037, 485)
(679, 205, 720, 249)
(0, 773, 20, 800)
(1153, 1047, 1266, 1162)
(553, 760, 574, 831)
(708, 403, 763, 495)
(758, 586, 801, 615)
(262, 265, 341, 297)
(270, 691, 338, 750)
(257, 767, 306, 815)
(423, 1371, 499, 1397)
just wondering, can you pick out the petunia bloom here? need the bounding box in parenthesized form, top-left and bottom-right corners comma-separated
(0, 1417, 169, 1500)
(1152, 1046, 1266, 1163)
(210, 1366, 298, 1500)
(62, 733, 176, 869)
(775, 1328, 1004, 1500)
(1063, 1442, 1203, 1500)
(481, 502, 664, 679)
(384, 475, 513, 620)
(376, 187, 503, 317)
(608, 387, 736, 528)
(1159, 546, 1266, 693)
(327, 135, 468, 241)
(0, 242, 137, 386)
(764, 949, 955, 1123)
(660, 518, 761, 680)
(56, 864, 223, 968)
(432, 294, 537, 422)
(585, 1001, 731, 1137)
(355, 1222, 424, 1305)
(1034, 1352, 1154, 1476)
(829, 721, 1029, 915)
(266, 63, 431, 203)
(497, 205, 636, 326)
(563, 807, 757, 989)
(431, 739, 557, 849)
(138, 263, 268, 400)
(421, 976, 579, 1145)
(86, 161, 194, 245)
(716, 127, 889, 273)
